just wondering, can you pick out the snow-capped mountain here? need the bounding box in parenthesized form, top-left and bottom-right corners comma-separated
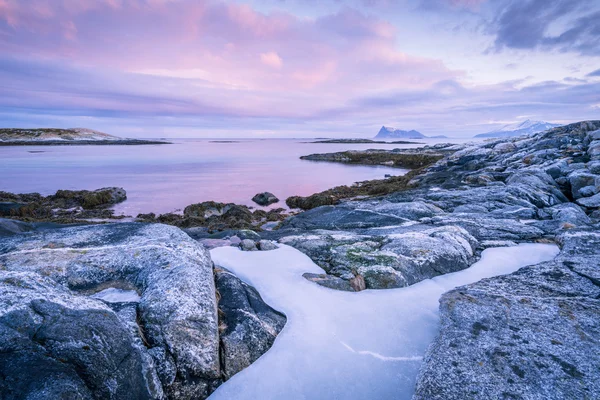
(375, 126, 447, 139)
(474, 120, 561, 138)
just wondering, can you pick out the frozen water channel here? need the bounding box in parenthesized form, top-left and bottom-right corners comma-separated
(209, 243, 559, 400)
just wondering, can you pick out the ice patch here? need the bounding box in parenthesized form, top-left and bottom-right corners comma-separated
(90, 288, 140, 303)
(208, 242, 559, 400)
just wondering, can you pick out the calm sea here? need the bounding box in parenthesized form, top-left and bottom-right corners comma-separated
(0, 138, 470, 215)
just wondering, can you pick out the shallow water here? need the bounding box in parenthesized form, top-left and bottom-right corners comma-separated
(0, 138, 469, 215)
(209, 243, 559, 400)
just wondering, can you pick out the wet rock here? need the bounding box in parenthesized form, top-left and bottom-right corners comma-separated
(251, 192, 279, 206)
(214, 267, 286, 380)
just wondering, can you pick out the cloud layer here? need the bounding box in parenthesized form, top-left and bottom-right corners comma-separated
(0, 0, 598, 137)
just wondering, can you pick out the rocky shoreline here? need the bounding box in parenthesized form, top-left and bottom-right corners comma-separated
(0, 139, 170, 146)
(1, 120, 600, 398)
(0, 127, 170, 145)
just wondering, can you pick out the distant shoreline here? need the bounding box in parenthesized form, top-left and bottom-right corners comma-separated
(0, 139, 171, 146)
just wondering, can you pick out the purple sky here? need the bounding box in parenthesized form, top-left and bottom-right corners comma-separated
(0, 0, 599, 138)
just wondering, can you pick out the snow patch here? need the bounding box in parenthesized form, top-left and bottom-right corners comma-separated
(208, 242, 559, 400)
(91, 288, 140, 303)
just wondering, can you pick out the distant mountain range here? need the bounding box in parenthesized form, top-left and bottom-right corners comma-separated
(374, 126, 447, 139)
(474, 120, 561, 138)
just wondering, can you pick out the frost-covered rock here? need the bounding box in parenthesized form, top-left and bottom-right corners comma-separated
(239, 239, 258, 251)
(280, 226, 477, 289)
(257, 240, 278, 251)
(0, 271, 163, 400)
(414, 230, 600, 400)
(0, 223, 286, 400)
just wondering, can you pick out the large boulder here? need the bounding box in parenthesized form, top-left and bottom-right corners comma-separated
(0, 223, 220, 399)
(280, 226, 477, 289)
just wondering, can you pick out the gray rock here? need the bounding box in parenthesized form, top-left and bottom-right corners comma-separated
(576, 193, 600, 209)
(0, 223, 219, 399)
(546, 202, 591, 226)
(214, 267, 286, 380)
(429, 214, 544, 241)
(414, 230, 600, 400)
(280, 226, 477, 289)
(239, 239, 258, 251)
(568, 170, 598, 199)
(302, 272, 365, 292)
(252, 192, 279, 206)
(0, 271, 162, 400)
(588, 161, 600, 174)
(257, 240, 278, 251)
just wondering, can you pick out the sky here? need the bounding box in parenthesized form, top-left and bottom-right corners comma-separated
(0, 0, 599, 138)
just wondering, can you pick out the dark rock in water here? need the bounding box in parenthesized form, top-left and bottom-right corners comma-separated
(414, 230, 600, 400)
(51, 187, 127, 209)
(286, 193, 338, 210)
(252, 192, 279, 206)
(141, 202, 289, 233)
(0, 223, 286, 399)
(214, 267, 286, 380)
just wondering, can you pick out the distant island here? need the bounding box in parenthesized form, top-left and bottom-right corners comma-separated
(0, 128, 170, 146)
(375, 126, 448, 139)
(310, 139, 422, 144)
(474, 120, 560, 138)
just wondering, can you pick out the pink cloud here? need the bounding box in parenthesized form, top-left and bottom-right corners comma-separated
(0, 0, 460, 123)
(260, 51, 283, 69)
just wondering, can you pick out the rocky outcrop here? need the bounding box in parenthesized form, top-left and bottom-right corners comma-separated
(273, 121, 600, 291)
(0, 127, 169, 145)
(280, 225, 476, 290)
(0, 222, 285, 399)
(137, 202, 289, 232)
(0, 187, 127, 222)
(413, 229, 600, 399)
(300, 149, 446, 169)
